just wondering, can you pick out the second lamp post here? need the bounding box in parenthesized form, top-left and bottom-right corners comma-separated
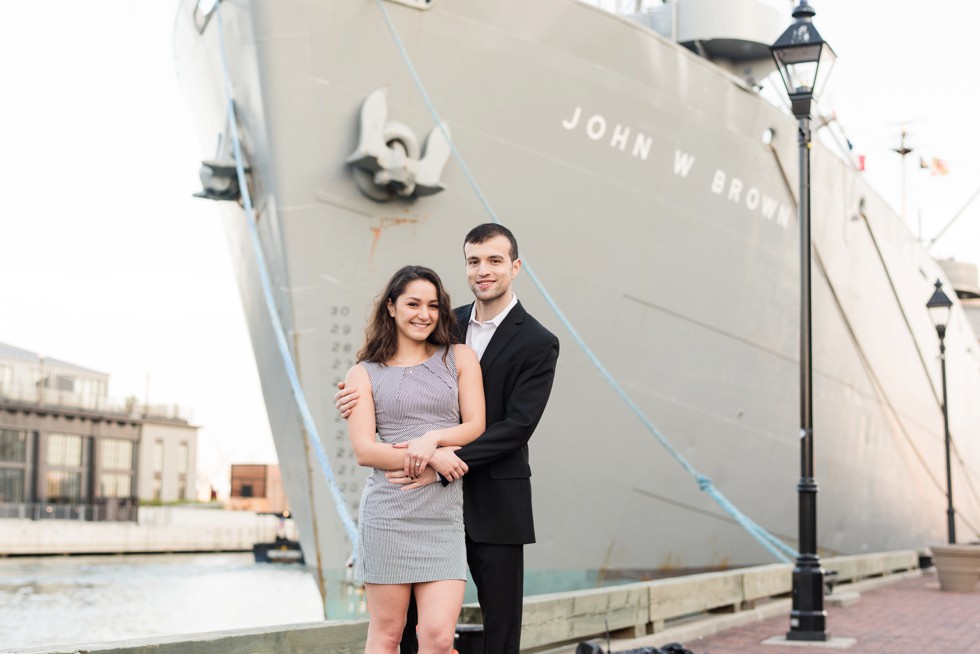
(927, 279, 956, 544)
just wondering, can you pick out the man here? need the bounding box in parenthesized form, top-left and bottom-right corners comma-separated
(336, 223, 560, 654)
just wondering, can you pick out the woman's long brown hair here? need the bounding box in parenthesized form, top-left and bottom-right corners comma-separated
(357, 265, 457, 365)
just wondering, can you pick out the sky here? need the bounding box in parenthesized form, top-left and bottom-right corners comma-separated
(1, 1, 977, 497)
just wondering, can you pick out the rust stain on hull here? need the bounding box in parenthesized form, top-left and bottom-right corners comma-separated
(368, 215, 428, 264)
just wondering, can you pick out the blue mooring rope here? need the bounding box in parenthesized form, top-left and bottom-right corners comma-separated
(214, 3, 360, 557)
(376, 0, 797, 563)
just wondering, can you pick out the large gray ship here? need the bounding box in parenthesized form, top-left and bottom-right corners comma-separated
(174, 0, 980, 612)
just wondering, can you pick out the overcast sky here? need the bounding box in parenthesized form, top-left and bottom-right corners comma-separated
(0, 2, 268, 495)
(1, 1, 977, 496)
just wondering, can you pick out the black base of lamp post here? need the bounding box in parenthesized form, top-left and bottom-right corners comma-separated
(787, 557, 828, 641)
(787, 479, 827, 641)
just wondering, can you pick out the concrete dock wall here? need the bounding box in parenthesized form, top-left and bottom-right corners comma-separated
(0, 507, 296, 555)
(19, 621, 368, 654)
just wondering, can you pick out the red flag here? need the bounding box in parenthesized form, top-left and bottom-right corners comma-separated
(857, 155, 866, 171)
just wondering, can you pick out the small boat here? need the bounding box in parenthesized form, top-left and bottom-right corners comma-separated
(252, 512, 305, 564)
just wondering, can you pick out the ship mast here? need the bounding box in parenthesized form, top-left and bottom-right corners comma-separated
(892, 127, 913, 225)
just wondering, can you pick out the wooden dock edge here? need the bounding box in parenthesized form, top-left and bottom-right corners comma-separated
(19, 550, 918, 654)
(461, 549, 920, 652)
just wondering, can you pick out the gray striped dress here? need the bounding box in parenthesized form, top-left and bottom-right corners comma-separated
(354, 346, 467, 584)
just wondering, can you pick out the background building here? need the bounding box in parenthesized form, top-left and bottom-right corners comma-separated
(228, 464, 288, 514)
(137, 415, 199, 503)
(0, 342, 198, 520)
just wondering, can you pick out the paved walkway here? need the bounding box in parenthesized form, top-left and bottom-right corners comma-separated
(554, 570, 980, 654)
(688, 572, 980, 653)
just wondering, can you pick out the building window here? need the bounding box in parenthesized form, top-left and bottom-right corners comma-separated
(99, 439, 134, 499)
(178, 442, 189, 501)
(151, 440, 165, 501)
(99, 472, 132, 498)
(0, 429, 27, 463)
(101, 439, 133, 471)
(48, 434, 83, 467)
(153, 440, 164, 473)
(47, 470, 82, 503)
(46, 433, 87, 503)
(0, 469, 25, 502)
(1, 430, 29, 503)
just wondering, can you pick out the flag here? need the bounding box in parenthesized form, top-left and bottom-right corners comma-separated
(931, 158, 949, 176)
(857, 155, 866, 171)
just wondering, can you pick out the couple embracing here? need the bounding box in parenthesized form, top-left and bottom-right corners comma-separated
(338, 223, 559, 654)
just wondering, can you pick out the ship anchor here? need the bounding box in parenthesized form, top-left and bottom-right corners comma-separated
(193, 109, 252, 203)
(347, 89, 451, 202)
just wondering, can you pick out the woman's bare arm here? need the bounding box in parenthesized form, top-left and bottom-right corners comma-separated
(345, 364, 405, 470)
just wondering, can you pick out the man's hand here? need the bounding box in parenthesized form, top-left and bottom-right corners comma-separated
(429, 447, 468, 481)
(334, 381, 359, 419)
(386, 466, 438, 490)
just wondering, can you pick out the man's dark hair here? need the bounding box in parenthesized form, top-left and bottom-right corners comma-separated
(463, 223, 519, 262)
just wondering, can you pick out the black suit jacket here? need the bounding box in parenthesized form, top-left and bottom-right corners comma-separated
(452, 301, 559, 545)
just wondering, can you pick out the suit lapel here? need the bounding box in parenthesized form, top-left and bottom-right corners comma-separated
(453, 304, 471, 344)
(479, 302, 525, 373)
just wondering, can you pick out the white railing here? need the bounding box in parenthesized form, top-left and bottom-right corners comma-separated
(0, 501, 138, 522)
(0, 385, 191, 422)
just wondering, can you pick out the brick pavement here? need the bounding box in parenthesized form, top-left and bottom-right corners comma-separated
(685, 572, 980, 654)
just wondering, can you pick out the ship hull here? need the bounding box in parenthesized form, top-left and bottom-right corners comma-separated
(175, 0, 980, 609)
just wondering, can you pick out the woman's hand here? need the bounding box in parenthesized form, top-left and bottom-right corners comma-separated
(393, 433, 438, 477)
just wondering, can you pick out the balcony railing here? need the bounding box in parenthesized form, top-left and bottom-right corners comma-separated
(0, 384, 192, 422)
(0, 500, 139, 522)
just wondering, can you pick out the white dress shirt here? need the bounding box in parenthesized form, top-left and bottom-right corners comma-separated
(466, 294, 518, 360)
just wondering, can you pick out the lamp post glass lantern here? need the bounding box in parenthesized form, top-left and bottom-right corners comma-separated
(770, 0, 835, 642)
(927, 279, 955, 544)
(770, 0, 836, 120)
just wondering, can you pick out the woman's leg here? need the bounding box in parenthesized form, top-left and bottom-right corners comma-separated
(413, 579, 466, 654)
(364, 583, 413, 654)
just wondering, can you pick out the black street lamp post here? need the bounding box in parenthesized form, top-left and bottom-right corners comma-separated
(926, 279, 955, 544)
(770, 0, 836, 643)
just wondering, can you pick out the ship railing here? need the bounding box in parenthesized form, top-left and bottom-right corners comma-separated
(0, 500, 139, 523)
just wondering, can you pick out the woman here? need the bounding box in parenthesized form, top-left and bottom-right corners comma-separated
(345, 265, 485, 654)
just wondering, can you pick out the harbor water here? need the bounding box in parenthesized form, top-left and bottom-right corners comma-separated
(0, 549, 659, 651)
(0, 553, 326, 651)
